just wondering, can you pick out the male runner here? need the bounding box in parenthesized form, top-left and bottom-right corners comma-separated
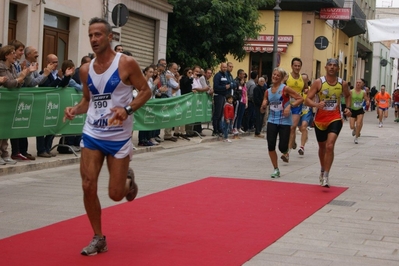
(286, 58, 305, 156)
(64, 17, 152, 255)
(393, 88, 399, 122)
(350, 79, 369, 144)
(375, 85, 391, 127)
(297, 73, 312, 155)
(305, 58, 351, 187)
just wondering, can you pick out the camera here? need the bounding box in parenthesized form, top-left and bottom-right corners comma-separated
(197, 73, 203, 77)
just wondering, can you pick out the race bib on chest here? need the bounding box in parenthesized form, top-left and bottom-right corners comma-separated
(323, 100, 337, 111)
(92, 93, 112, 116)
(353, 101, 363, 108)
(302, 105, 310, 113)
(270, 101, 283, 111)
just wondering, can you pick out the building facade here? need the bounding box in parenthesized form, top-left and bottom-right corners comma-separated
(227, 0, 370, 85)
(1, 0, 172, 70)
(371, 6, 399, 92)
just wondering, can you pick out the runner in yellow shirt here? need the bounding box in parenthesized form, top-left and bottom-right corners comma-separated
(286, 58, 305, 153)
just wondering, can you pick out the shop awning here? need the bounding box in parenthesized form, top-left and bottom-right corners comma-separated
(243, 43, 288, 53)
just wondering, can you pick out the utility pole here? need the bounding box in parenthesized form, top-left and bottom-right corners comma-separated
(272, 0, 282, 70)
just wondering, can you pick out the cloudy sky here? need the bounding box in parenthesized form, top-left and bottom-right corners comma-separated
(376, 0, 399, 7)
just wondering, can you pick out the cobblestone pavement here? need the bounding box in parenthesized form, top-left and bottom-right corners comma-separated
(0, 110, 398, 265)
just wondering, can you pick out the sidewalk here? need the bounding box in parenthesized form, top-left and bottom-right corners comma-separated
(0, 125, 221, 176)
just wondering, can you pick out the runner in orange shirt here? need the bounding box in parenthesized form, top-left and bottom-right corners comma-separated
(375, 85, 391, 128)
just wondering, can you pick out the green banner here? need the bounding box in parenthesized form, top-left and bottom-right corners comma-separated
(0, 88, 212, 139)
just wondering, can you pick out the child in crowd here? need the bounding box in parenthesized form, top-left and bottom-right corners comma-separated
(223, 95, 235, 143)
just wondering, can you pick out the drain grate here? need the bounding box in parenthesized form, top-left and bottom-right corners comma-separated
(328, 200, 356, 207)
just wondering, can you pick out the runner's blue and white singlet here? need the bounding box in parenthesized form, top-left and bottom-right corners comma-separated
(267, 83, 292, 125)
(83, 53, 134, 141)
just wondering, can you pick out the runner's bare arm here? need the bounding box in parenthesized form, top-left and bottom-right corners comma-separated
(122, 55, 152, 112)
(305, 79, 324, 109)
(285, 86, 304, 107)
(342, 81, 351, 116)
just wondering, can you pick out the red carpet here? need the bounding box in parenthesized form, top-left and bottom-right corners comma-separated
(0, 177, 347, 265)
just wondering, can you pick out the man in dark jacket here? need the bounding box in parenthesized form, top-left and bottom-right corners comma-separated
(212, 63, 230, 136)
(37, 54, 74, 157)
(253, 77, 266, 138)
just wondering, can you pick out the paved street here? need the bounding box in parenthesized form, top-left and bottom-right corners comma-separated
(0, 109, 398, 265)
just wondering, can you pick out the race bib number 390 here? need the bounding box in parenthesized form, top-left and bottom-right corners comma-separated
(93, 93, 111, 109)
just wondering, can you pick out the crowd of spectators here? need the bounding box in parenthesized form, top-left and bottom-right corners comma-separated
(1, 41, 275, 164)
(0, 39, 88, 165)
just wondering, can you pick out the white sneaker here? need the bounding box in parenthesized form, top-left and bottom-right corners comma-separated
(239, 129, 246, 134)
(3, 157, 17, 165)
(150, 138, 159, 145)
(354, 138, 358, 144)
(223, 139, 232, 143)
(319, 172, 324, 185)
(72, 146, 81, 152)
(232, 128, 239, 135)
(0, 157, 6, 165)
(321, 176, 330, 188)
(379, 122, 383, 128)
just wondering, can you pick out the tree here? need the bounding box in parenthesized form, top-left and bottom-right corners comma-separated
(166, 0, 274, 70)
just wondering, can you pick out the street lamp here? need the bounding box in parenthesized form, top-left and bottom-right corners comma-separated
(272, 0, 282, 70)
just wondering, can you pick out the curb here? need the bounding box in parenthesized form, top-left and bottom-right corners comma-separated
(0, 133, 233, 177)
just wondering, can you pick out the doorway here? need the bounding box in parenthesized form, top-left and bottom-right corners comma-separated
(42, 12, 69, 66)
(249, 52, 273, 85)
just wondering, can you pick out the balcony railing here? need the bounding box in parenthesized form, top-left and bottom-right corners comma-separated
(261, 0, 345, 11)
(341, 1, 367, 37)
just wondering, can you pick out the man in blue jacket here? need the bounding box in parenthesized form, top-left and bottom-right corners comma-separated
(212, 63, 230, 136)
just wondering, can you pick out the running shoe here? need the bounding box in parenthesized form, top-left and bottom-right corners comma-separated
(149, 138, 160, 145)
(3, 157, 17, 164)
(292, 142, 297, 150)
(223, 139, 232, 143)
(239, 129, 246, 134)
(154, 136, 164, 142)
(354, 138, 358, 144)
(81, 235, 108, 256)
(126, 167, 138, 201)
(319, 172, 324, 185)
(298, 147, 304, 155)
(321, 176, 330, 188)
(352, 127, 356, 136)
(281, 153, 289, 163)
(271, 168, 280, 178)
(379, 122, 383, 128)
(11, 153, 29, 160)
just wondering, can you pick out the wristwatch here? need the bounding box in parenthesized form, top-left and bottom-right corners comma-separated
(124, 105, 134, 115)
